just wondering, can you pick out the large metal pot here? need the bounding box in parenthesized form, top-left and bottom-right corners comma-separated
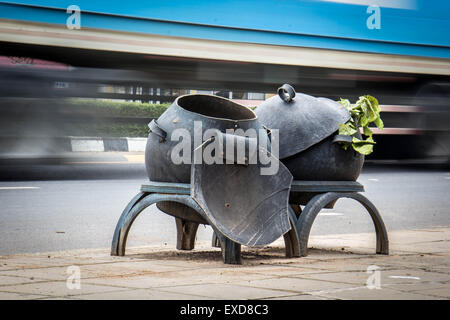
(255, 84, 364, 181)
(145, 94, 268, 183)
(145, 94, 293, 247)
(282, 133, 364, 181)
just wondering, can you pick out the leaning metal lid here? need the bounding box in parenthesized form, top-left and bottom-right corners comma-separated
(254, 84, 351, 159)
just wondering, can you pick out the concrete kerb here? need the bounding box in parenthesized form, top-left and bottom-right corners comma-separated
(0, 136, 147, 154)
(70, 137, 147, 152)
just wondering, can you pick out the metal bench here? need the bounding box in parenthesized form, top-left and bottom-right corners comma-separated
(111, 180, 389, 264)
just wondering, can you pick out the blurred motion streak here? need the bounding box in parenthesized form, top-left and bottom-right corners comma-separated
(0, 0, 449, 174)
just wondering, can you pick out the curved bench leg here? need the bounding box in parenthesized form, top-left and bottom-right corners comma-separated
(111, 193, 204, 257)
(211, 229, 241, 264)
(284, 205, 301, 258)
(211, 232, 221, 248)
(295, 192, 389, 257)
(111, 192, 146, 256)
(220, 237, 242, 265)
(175, 218, 199, 250)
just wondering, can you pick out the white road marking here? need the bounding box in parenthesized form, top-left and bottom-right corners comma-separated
(368, 178, 379, 182)
(311, 286, 366, 295)
(319, 212, 344, 216)
(388, 276, 421, 280)
(0, 187, 40, 190)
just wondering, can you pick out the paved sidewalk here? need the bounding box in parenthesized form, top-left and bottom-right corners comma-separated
(0, 227, 449, 300)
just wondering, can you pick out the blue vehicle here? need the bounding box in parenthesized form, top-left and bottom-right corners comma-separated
(0, 0, 449, 160)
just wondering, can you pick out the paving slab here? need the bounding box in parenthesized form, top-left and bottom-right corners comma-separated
(83, 267, 277, 289)
(379, 269, 450, 284)
(0, 275, 46, 287)
(0, 266, 70, 281)
(238, 264, 329, 277)
(0, 227, 449, 300)
(384, 282, 450, 295)
(293, 269, 450, 287)
(239, 277, 357, 294)
(0, 291, 49, 300)
(36, 297, 82, 300)
(0, 281, 129, 297)
(158, 283, 298, 300)
(308, 228, 450, 255)
(78, 260, 189, 279)
(415, 287, 450, 299)
(284, 256, 393, 271)
(76, 288, 211, 300)
(263, 294, 329, 300)
(309, 286, 441, 300)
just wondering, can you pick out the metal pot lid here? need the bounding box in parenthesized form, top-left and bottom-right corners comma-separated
(254, 84, 351, 159)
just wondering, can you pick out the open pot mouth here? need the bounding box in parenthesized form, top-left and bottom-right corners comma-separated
(176, 94, 256, 121)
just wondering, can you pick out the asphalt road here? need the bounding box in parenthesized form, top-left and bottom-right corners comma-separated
(0, 161, 449, 255)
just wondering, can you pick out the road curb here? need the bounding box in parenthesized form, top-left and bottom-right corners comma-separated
(69, 136, 146, 152)
(0, 136, 147, 154)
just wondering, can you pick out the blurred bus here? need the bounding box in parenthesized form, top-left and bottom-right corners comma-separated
(0, 0, 449, 162)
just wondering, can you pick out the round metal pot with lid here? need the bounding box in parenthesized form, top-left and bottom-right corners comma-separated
(255, 84, 364, 181)
(144, 94, 293, 247)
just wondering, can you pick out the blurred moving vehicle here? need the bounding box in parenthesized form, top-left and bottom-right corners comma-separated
(0, 0, 449, 163)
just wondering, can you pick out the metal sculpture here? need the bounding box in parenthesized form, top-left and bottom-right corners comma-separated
(112, 84, 388, 264)
(144, 93, 293, 248)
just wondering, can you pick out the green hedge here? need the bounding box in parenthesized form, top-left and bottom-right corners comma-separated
(62, 99, 255, 137)
(64, 123, 149, 137)
(60, 99, 172, 137)
(65, 99, 171, 118)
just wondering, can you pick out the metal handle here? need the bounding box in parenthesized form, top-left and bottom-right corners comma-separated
(277, 84, 296, 103)
(148, 119, 167, 142)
